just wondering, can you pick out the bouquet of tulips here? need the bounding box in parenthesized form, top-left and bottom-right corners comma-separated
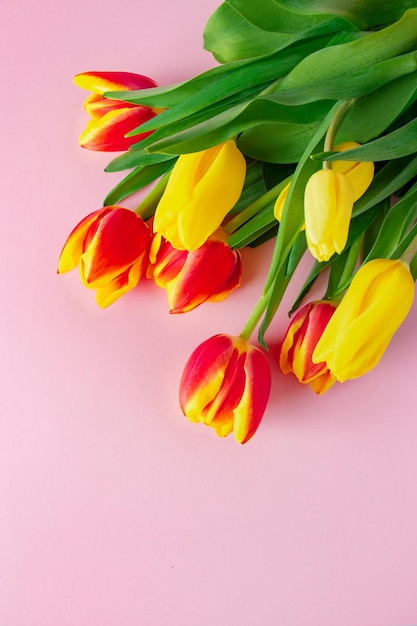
(58, 0, 417, 443)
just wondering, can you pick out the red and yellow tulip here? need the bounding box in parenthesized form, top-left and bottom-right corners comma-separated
(313, 259, 415, 382)
(153, 140, 246, 251)
(279, 300, 337, 394)
(74, 71, 159, 151)
(58, 207, 151, 307)
(179, 334, 271, 444)
(150, 229, 242, 313)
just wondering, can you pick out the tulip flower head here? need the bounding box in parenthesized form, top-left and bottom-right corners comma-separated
(332, 142, 375, 202)
(180, 334, 271, 444)
(273, 181, 291, 223)
(313, 259, 415, 382)
(274, 180, 306, 230)
(153, 140, 246, 251)
(58, 207, 151, 308)
(74, 71, 159, 151)
(279, 300, 337, 394)
(304, 141, 374, 263)
(150, 229, 242, 313)
(304, 168, 354, 262)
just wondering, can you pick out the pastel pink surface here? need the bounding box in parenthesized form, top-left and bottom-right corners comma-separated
(1, 2, 417, 625)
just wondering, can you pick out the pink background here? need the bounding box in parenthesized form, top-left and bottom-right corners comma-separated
(1, 1, 417, 624)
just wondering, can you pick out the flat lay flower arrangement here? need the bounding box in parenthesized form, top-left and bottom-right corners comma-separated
(59, 0, 417, 444)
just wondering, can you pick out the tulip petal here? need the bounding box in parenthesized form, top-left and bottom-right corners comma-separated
(95, 257, 144, 308)
(83, 93, 137, 119)
(179, 334, 235, 420)
(332, 142, 375, 201)
(80, 209, 149, 287)
(79, 106, 156, 151)
(207, 252, 242, 303)
(166, 242, 240, 313)
(58, 208, 107, 274)
(233, 346, 271, 444)
(74, 71, 158, 94)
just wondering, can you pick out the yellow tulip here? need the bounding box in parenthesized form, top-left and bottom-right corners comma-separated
(332, 142, 375, 201)
(312, 259, 415, 382)
(153, 140, 246, 251)
(273, 181, 291, 222)
(304, 168, 354, 262)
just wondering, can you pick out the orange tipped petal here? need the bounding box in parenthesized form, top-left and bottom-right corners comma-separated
(79, 106, 156, 151)
(83, 93, 138, 119)
(80, 208, 150, 287)
(233, 345, 271, 444)
(279, 301, 337, 394)
(95, 257, 144, 308)
(74, 71, 158, 94)
(166, 242, 241, 313)
(58, 208, 108, 274)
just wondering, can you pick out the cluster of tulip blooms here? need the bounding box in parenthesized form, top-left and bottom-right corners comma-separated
(59, 0, 417, 443)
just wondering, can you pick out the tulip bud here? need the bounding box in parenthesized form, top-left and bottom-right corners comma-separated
(273, 182, 291, 222)
(279, 301, 337, 394)
(313, 259, 415, 382)
(74, 71, 159, 151)
(180, 334, 271, 444)
(304, 168, 354, 262)
(58, 207, 151, 307)
(332, 142, 375, 201)
(153, 140, 246, 252)
(150, 230, 242, 313)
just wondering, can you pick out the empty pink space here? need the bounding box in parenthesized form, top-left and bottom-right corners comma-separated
(1, 1, 417, 625)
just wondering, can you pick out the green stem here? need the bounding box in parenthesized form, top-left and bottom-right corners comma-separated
(323, 98, 355, 169)
(133, 171, 171, 219)
(224, 176, 291, 235)
(240, 286, 272, 341)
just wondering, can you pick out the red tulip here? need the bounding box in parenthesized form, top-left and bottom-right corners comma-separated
(279, 300, 337, 394)
(180, 334, 271, 444)
(58, 207, 151, 307)
(74, 71, 159, 151)
(150, 230, 242, 313)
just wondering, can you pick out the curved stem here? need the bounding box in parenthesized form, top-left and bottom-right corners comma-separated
(323, 98, 355, 169)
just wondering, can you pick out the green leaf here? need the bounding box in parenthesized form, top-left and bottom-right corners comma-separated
(203, 1, 343, 62)
(316, 116, 417, 162)
(270, 9, 417, 104)
(126, 37, 336, 139)
(336, 71, 417, 143)
(352, 155, 417, 215)
(273, 0, 417, 30)
(145, 97, 331, 157)
(226, 202, 276, 248)
(238, 120, 322, 164)
(363, 186, 417, 261)
(105, 150, 176, 173)
(269, 50, 417, 106)
(103, 160, 175, 206)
